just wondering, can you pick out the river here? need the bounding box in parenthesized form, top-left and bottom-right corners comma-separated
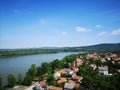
(0, 52, 82, 86)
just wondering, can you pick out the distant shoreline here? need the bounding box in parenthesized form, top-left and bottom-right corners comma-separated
(0, 43, 120, 58)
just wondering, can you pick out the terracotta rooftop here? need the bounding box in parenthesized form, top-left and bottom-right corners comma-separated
(76, 58, 82, 62)
(68, 80, 75, 84)
(75, 83, 81, 88)
(57, 77, 67, 83)
(49, 86, 63, 90)
(58, 69, 66, 74)
(40, 81, 46, 87)
(72, 66, 78, 69)
(72, 76, 82, 80)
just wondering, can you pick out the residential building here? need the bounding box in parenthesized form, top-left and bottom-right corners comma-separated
(98, 66, 108, 75)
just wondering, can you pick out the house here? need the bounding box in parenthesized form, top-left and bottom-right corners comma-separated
(34, 84, 44, 90)
(98, 66, 108, 75)
(86, 53, 99, 60)
(33, 81, 47, 90)
(64, 83, 75, 90)
(68, 80, 75, 84)
(54, 71, 61, 80)
(39, 81, 47, 89)
(49, 86, 63, 90)
(69, 70, 74, 75)
(75, 58, 83, 66)
(89, 64, 97, 70)
(64, 68, 71, 73)
(68, 80, 81, 88)
(75, 83, 81, 88)
(72, 66, 79, 72)
(72, 75, 83, 83)
(58, 69, 66, 75)
(101, 58, 106, 63)
(63, 68, 74, 76)
(57, 77, 67, 83)
(111, 53, 117, 58)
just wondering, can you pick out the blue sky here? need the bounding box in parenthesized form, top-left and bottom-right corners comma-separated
(0, 0, 120, 49)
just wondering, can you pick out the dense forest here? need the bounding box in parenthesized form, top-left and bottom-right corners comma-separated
(0, 48, 81, 58)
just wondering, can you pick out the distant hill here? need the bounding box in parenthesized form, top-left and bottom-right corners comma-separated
(0, 43, 120, 58)
(75, 43, 120, 51)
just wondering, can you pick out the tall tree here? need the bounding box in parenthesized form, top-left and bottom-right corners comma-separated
(22, 74, 32, 86)
(0, 75, 2, 88)
(18, 73, 22, 84)
(7, 73, 16, 87)
(28, 64, 37, 78)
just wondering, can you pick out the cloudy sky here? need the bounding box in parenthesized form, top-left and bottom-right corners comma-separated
(0, 0, 120, 49)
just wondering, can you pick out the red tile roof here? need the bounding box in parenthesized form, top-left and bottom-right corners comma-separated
(75, 83, 81, 88)
(40, 81, 46, 87)
(57, 77, 67, 83)
(58, 69, 66, 74)
(72, 76, 81, 80)
(49, 86, 63, 90)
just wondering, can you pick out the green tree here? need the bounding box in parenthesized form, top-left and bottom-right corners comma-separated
(0, 75, 2, 88)
(47, 75, 55, 85)
(22, 74, 32, 86)
(28, 64, 37, 78)
(0, 75, 5, 90)
(18, 73, 22, 84)
(7, 73, 16, 87)
(51, 59, 60, 70)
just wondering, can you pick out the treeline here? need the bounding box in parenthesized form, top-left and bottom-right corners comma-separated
(0, 48, 83, 58)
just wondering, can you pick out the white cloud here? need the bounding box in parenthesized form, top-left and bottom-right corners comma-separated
(39, 19, 47, 24)
(111, 29, 120, 35)
(61, 31, 67, 35)
(98, 31, 107, 36)
(96, 24, 102, 28)
(75, 26, 91, 32)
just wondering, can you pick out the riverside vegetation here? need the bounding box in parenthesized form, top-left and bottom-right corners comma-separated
(0, 51, 120, 90)
(0, 43, 120, 58)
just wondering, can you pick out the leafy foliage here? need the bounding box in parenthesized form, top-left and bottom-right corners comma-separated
(22, 74, 32, 86)
(7, 73, 16, 87)
(18, 73, 22, 84)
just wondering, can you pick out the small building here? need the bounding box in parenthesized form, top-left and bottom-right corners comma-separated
(75, 83, 81, 88)
(58, 69, 66, 75)
(98, 66, 108, 75)
(34, 84, 44, 90)
(57, 77, 67, 83)
(64, 83, 75, 90)
(101, 58, 106, 63)
(54, 72, 61, 79)
(72, 75, 83, 83)
(89, 64, 97, 70)
(75, 58, 83, 66)
(33, 82, 47, 90)
(72, 66, 79, 72)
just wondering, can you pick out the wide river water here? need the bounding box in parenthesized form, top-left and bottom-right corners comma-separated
(0, 52, 81, 86)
